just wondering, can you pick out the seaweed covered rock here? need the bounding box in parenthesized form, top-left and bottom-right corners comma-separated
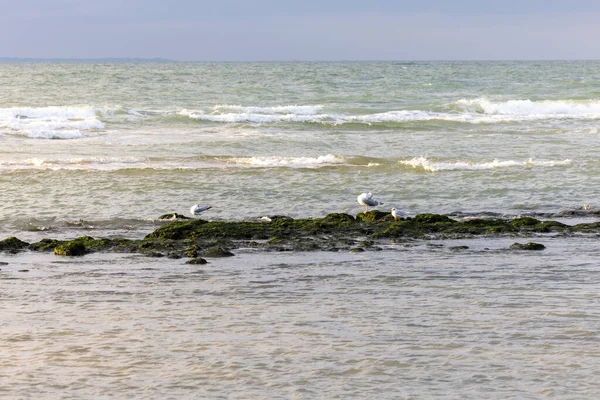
(356, 210, 388, 222)
(510, 242, 546, 251)
(413, 214, 454, 224)
(572, 222, 600, 233)
(30, 238, 64, 252)
(202, 246, 235, 257)
(46, 236, 135, 256)
(186, 257, 208, 265)
(511, 217, 541, 229)
(0, 237, 30, 252)
(158, 213, 191, 220)
(54, 241, 87, 256)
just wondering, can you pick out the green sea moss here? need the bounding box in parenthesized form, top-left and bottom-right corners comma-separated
(0, 237, 30, 252)
(510, 242, 546, 251)
(54, 241, 86, 256)
(30, 238, 64, 252)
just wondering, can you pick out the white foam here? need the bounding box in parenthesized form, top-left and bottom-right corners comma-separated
(213, 104, 323, 115)
(227, 154, 346, 167)
(456, 98, 600, 118)
(400, 156, 572, 172)
(179, 99, 600, 125)
(0, 156, 150, 171)
(179, 109, 332, 123)
(0, 105, 105, 139)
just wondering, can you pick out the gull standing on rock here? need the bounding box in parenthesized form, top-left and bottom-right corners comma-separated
(190, 204, 212, 218)
(357, 192, 383, 212)
(391, 207, 408, 222)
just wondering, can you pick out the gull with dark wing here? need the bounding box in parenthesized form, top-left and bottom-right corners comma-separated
(190, 204, 212, 218)
(357, 192, 383, 212)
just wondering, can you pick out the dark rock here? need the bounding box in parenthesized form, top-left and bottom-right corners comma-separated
(158, 213, 191, 220)
(414, 214, 454, 224)
(449, 245, 469, 251)
(186, 257, 208, 265)
(0, 237, 30, 252)
(203, 246, 235, 257)
(510, 242, 546, 251)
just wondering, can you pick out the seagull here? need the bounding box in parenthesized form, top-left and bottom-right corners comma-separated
(391, 207, 408, 222)
(357, 192, 383, 212)
(190, 204, 212, 217)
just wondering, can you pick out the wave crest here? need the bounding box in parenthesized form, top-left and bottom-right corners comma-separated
(0, 105, 105, 139)
(226, 154, 346, 167)
(400, 156, 572, 172)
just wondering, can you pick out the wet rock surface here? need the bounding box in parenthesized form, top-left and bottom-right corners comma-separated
(1, 212, 599, 259)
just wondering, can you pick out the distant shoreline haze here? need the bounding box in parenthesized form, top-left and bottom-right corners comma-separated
(0, 57, 175, 63)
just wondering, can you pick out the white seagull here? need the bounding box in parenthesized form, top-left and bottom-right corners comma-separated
(357, 192, 383, 212)
(391, 207, 408, 222)
(190, 204, 212, 217)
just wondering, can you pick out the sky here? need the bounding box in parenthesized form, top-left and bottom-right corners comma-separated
(1, 0, 600, 61)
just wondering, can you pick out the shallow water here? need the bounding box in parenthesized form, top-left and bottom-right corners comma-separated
(3, 60, 600, 398)
(2, 237, 600, 399)
(2, 61, 600, 238)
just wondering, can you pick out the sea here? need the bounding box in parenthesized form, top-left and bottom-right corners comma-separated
(2, 61, 600, 398)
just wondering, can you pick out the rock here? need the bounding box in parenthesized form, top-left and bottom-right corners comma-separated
(158, 213, 191, 220)
(510, 242, 546, 251)
(30, 238, 64, 252)
(356, 210, 387, 222)
(414, 214, 454, 224)
(186, 257, 208, 265)
(511, 217, 541, 228)
(0, 237, 30, 252)
(54, 242, 86, 256)
(449, 245, 469, 251)
(203, 246, 235, 257)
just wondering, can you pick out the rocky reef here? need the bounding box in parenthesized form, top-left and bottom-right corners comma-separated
(1, 211, 599, 260)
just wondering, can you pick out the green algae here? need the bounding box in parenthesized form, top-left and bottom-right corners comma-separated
(202, 246, 235, 257)
(0, 237, 30, 252)
(510, 242, 546, 251)
(29, 238, 64, 252)
(3, 212, 600, 259)
(54, 241, 87, 256)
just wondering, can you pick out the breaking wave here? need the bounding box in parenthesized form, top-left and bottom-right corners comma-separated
(400, 156, 572, 172)
(0, 105, 105, 139)
(226, 154, 347, 167)
(178, 99, 600, 125)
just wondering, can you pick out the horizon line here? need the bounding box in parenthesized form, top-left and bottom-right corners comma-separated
(1, 57, 600, 63)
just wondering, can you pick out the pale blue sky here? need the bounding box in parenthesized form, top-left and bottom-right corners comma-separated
(1, 0, 599, 60)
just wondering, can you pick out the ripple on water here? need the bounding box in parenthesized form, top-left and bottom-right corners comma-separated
(1, 238, 600, 398)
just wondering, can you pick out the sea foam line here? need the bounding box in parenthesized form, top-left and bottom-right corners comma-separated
(226, 154, 346, 167)
(456, 98, 600, 116)
(178, 98, 600, 125)
(400, 156, 572, 172)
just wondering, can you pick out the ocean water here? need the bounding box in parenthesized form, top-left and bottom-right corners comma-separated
(2, 61, 600, 398)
